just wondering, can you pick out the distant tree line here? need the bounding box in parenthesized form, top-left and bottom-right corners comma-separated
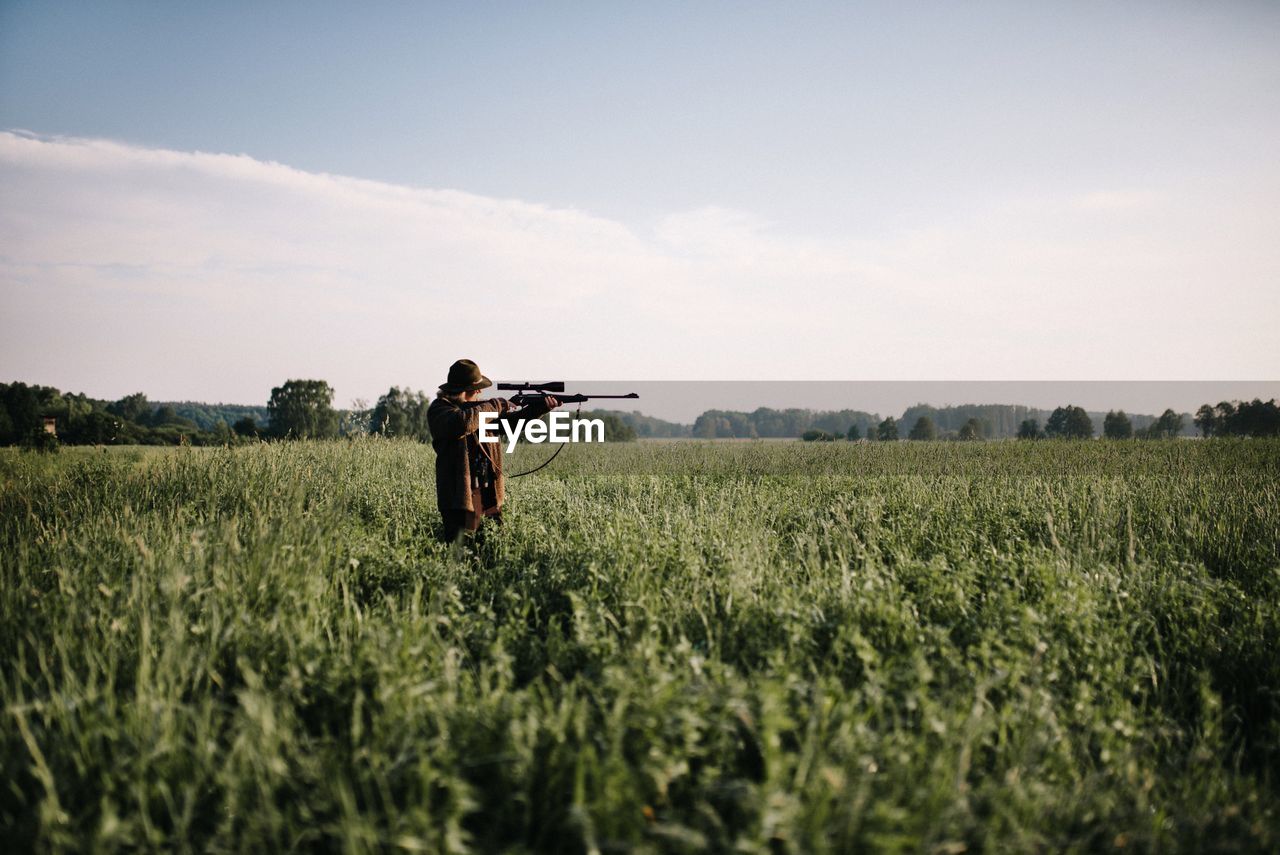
(0, 382, 232, 447)
(1011, 407, 1187, 440)
(1193, 400, 1280, 438)
(899, 404, 1039, 439)
(610, 410, 687, 438)
(5, 379, 1276, 448)
(0, 379, 645, 448)
(579, 411, 638, 442)
(150, 401, 272, 431)
(696, 407, 878, 439)
(804, 400, 1276, 444)
(0, 379, 353, 448)
(1008, 404, 1275, 440)
(724, 403, 1208, 443)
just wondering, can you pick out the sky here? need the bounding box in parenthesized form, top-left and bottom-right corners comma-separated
(2, 1, 1278, 411)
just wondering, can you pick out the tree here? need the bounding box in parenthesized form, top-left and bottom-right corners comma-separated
(233, 416, 261, 439)
(1045, 407, 1068, 438)
(594, 412, 637, 442)
(1194, 404, 1217, 438)
(1147, 409, 1184, 439)
(1103, 410, 1133, 439)
(0, 382, 42, 445)
(877, 417, 899, 441)
(694, 415, 728, 438)
(1046, 405, 1093, 439)
(958, 418, 983, 441)
(371, 387, 431, 440)
(1231, 399, 1280, 436)
(1204, 399, 1280, 438)
(846, 423, 861, 441)
(908, 416, 937, 441)
(1214, 401, 1237, 433)
(149, 405, 196, 429)
(267, 379, 339, 439)
(211, 420, 234, 445)
(1067, 407, 1094, 439)
(1017, 418, 1042, 440)
(64, 411, 122, 445)
(573, 410, 638, 442)
(692, 410, 758, 439)
(108, 392, 151, 424)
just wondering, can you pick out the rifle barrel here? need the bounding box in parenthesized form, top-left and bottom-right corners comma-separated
(509, 392, 639, 402)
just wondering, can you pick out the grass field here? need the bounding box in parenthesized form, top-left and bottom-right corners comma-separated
(2, 439, 1278, 852)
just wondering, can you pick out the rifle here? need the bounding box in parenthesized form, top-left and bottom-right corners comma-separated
(494, 382, 639, 477)
(496, 381, 639, 408)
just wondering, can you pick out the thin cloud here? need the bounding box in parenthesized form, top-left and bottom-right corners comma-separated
(0, 131, 1276, 404)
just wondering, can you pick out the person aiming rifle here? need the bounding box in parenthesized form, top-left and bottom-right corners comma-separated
(427, 359, 558, 543)
(425, 359, 638, 543)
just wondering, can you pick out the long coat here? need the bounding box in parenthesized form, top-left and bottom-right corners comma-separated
(426, 395, 549, 513)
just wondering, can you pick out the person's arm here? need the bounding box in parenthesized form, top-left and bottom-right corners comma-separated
(498, 396, 561, 431)
(428, 398, 508, 441)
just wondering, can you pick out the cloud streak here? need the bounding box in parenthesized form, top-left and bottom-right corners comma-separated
(1, 130, 1276, 404)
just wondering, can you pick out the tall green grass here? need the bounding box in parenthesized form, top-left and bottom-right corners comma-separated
(2, 439, 1277, 852)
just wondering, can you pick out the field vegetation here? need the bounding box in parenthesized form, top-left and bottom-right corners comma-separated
(2, 440, 1278, 851)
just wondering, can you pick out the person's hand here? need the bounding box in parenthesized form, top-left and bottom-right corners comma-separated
(543, 396, 562, 410)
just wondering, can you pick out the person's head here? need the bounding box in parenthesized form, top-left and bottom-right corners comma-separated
(439, 359, 492, 400)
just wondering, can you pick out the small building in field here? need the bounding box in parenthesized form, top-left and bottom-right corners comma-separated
(43, 418, 57, 436)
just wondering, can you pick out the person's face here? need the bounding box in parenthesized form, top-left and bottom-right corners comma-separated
(462, 389, 482, 402)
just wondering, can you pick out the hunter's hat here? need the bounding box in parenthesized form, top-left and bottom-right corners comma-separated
(439, 359, 492, 393)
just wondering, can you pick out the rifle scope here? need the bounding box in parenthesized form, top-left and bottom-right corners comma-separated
(496, 381, 566, 393)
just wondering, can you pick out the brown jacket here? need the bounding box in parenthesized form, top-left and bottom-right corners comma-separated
(427, 395, 551, 512)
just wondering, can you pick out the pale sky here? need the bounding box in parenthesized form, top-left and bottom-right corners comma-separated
(2, 2, 1277, 408)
